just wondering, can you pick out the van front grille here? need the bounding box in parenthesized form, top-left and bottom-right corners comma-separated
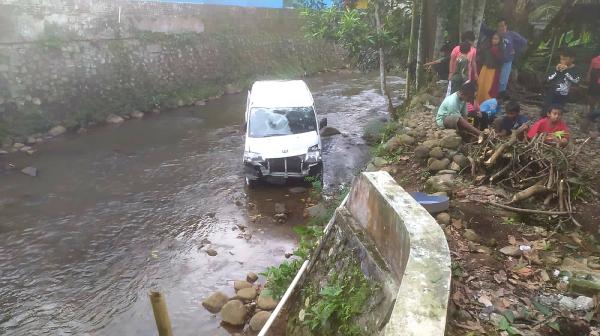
(268, 156, 303, 174)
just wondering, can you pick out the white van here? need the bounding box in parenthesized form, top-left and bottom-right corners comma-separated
(243, 80, 326, 186)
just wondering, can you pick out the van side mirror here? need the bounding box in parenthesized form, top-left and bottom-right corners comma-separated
(319, 118, 328, 129)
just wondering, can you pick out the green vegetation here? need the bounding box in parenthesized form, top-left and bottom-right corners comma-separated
(303, 265, 375, 336)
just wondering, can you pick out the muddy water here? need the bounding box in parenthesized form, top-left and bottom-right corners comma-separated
(0, 71, 404, 335)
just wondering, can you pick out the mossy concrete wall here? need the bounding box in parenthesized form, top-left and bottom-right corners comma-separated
(0, 0, 343, 141)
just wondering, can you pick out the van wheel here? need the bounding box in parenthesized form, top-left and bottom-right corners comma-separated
(245, 176, 258, 188)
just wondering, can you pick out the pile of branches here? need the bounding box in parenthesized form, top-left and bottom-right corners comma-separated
(465, 126, 593, 225)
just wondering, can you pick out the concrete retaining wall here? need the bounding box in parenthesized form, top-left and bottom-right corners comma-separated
(0, 0, 342, 141)
(347, 172, 451, 335)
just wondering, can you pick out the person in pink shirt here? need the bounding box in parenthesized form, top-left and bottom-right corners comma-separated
(586, 53, 600, 119)
(448, 31, 478, 84)
(527, 105, 569, 146)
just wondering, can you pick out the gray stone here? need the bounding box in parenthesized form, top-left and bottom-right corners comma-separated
(414, 145, 430, 159)
(13, 142, 25, 149)
(234, 280, 253, 291)
(225, 84, 242, 95)
(365, 163, 377, 172)
(257, 293, 278, 311)
(490, 313, 504, 327)
(383, 136, 402, 152)
(106, 114, 124, 124)
(249, 311, 271, 331)
(558, 295, 594, 311)
(440, 135, 462, 149)
(274, 202, 286, 214)
(48, 125, 67, 137)
(362, 118, 388, 144)
(220, 300, 247, 326)
(19, 146, 32, 152)
(206, 248, 218, 256)
(202, 291, 229, 313)
(235, 287, 257, 301)
(307, 203, 328, 218)
(397, 134, 415, 145)
(427, 158, 450, 172)
(425, 174, 457, 193)
(320, 126, 341, 137)
(26, 136, 37, 145)
(372, 157, 388, 167)
(453, 154, 468, 168)
(246, 272, 259, 283)
(130, 110, 144, 119)
(449, 162, 461, 171)
(21, 166, 37, 177)
(499, 246, 522, 257)
(429, 147, 445, 159)
(464, 229, 481, 243)
(436, 212, 451, 225)
(422, 139, 440, 149)
(289, 187, 308, 194)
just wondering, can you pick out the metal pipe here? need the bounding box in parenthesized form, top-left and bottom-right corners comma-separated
(149, 291, 173, 336)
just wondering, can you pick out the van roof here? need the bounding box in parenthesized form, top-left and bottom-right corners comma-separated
(250, 80, 314, 108)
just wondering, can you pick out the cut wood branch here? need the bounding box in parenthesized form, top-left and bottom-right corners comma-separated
(486, 202, 572, 216)
(510, 184, 549, 204)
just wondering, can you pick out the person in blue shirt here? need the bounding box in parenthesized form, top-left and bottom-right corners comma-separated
(481, 18, 528, 95)
(496, 101, 529, 138)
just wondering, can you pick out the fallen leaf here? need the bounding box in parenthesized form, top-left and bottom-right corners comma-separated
(540, 270, 550, 282)
(454, 321, 485, 332)
(494, 270, 508, 283)
(478, 294, 493, 307)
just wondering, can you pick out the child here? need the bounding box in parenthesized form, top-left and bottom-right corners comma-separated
(476, 33, 504, 105)
(527, 105, 569, 146)
(586, 52, 600, 123)
(447, 31, 477, 96)
(469, 96, 503, 131)
(543, 48, 581, 115)
(497, 101, 529, 137)
(424, 43, 452, 81)
(436, 82, 481, 136)
(450, 42, 471, 94)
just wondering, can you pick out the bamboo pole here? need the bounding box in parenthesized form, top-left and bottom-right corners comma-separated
(149, 291, 173, 336)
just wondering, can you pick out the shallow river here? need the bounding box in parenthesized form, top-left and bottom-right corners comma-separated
(0, 71, 403, 335)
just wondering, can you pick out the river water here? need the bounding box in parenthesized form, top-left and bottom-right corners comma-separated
(0, 71, 403, 335)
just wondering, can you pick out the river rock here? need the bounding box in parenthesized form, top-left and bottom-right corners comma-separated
(202, 291, 229, 313)
(427, 158, 450, 172)
(221, 300, 247, 326)
(449, 162, 461, 171)
(225, 84, 242, 95)
(289, 187, 308, 194)
(307, 204, 327, 218)
(397, 134, 415, 145)
(106, 114, 124, 124)
(436, 212, 451, 225)
(372, 157, 388, 167)
(414, 145, 430, 159)
(13, 142, 25, 149)
(274, 202, 286, 214)
(250, 311, 271, 331)
(464, 229, 481, 243)
(20, 145, 32, 152)
(0, 150, 8, 155)
(257, 293, 278, 311)
(234, 280, 253, 291)
(205, 248, 218, 256)
(429, 147, 445, 159)
(26, 136, 37, 145)
(320, 126, 341, 137)
(235, 287, 258, 301)
(383, 136, 402, 152)
(247, 272, 259, 283)
(422, 139, 440, 149)
(440, 135, 462, 149)
(453, 154, 468, 168)
(499, 245, 522, 257)
(425, 174, 456, 193)
(194, 100, 207, 106)
(48, 125, 67, 137)
(21, 166, 37, 177)
(130, 110, 144, 119)
(362, 118, 390, 144)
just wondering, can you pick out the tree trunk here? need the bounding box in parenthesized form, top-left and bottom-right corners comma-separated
(423, 0, 436, 63)
(433, 0, 447, 59)
(374, 1, 386, 96)
(460, 0, 474, 36)
(416, 0, 425, 90)
(406, 0, 419, 100)
(472, 0, 486, 44)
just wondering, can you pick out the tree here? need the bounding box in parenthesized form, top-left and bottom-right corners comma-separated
(405, 0, 418, 100)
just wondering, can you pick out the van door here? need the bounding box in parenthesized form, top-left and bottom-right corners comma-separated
(245, 91, 251, 123)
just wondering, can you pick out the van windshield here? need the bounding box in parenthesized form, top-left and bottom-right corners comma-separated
(248, 107, 317, 138)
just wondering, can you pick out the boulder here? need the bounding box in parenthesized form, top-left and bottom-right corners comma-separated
(427, 158, 450, 172)
(234, 280, 253, 291)
(130, 111, 144, 119)
(414, 145, 430, 159)
(397, 134, 415, 145)
(220, 300, 247, 326)
(48, 125, 67, 137)
(429, 147, 445, 159)
(235, 287, 257, 301)
(246, 272, 259, 283)
(257, 293, 278, 311)
(440, 135, 462, 149)
(362, 118, 389, 144)
(383, 136, 402, 152)
(422, 139, 440, 149)
(436, 212, 451, 225)
(106, 114, 125, 124)
(307, 204, 328, 218)
(320, 126, 341, 137)
(453, 154, 468, 168)
(249, 311, 271, 332)
(202, 291, 229, 313)
(21, 166, 38, 177)
(372, 157, 388, 167)
(425, 174, 457, 193)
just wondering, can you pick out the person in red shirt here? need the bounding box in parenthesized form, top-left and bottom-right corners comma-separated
(586, 53, 600, 122)
(527, 105, 569, 146)
(448, 31, 478, 86)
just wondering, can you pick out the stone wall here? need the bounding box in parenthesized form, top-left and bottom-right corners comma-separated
(0, 0, 343, 141)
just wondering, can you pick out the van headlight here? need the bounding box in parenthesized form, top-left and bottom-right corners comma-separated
(305, 145, 321, 163)
(244, 151, 263, 162)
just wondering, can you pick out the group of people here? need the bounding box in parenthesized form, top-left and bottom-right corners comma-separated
(430, 17, 600, 146)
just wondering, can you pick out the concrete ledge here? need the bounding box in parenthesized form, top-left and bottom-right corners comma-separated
(347, 172, 451, 335)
